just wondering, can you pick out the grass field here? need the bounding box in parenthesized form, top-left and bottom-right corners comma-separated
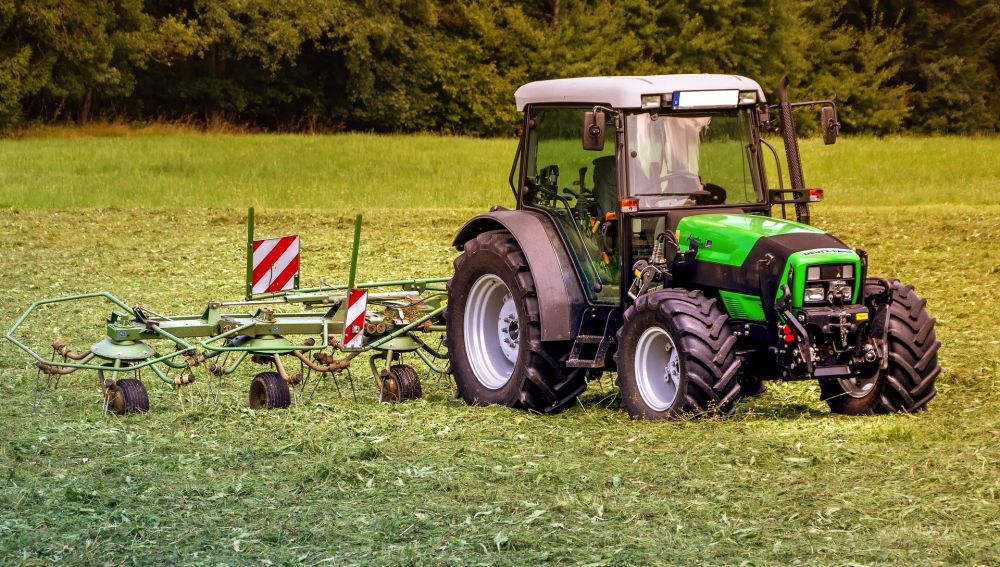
(0, 132, 998, 210)
(1, 133, 998, 565)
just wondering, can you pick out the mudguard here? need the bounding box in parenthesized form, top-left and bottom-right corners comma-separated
(453, 209, 587, 341)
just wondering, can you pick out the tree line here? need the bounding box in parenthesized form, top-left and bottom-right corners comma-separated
(1, 0, 997, 136)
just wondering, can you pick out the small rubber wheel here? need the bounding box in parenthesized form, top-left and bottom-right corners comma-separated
(105, 379, 149, 415)
(249, 371, 291, 409)
(380, 364, 423, 403)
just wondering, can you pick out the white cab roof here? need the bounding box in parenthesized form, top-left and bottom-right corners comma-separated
(514, 74, 765, 110)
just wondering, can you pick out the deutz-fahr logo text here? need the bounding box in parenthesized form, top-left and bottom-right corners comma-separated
(802, 248, 853, 256)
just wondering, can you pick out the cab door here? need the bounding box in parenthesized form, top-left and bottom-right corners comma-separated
(522, 106, 620, 304)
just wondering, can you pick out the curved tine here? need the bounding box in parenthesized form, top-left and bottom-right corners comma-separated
(346, 368, 357, 402)
(329, 369, 342, 398)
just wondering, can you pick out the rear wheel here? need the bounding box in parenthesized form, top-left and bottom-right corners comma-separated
(249, 371, 291, 409)
(822, 279, 940, 414)
(616, 289, 742, 419)
(104, 378, 149, 415)
(448, 230, 584, 413)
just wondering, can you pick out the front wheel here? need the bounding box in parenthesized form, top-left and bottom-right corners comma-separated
(615, 289, 742, 420)
(822, 279, 940, 414)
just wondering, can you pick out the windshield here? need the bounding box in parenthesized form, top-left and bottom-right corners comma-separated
(626, 111, 760, 208)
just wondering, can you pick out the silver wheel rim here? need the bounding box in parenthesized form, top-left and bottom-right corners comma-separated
(634, 326, 681, 412)
(464, 274, 519, 389)
(838, 373, 878, 398)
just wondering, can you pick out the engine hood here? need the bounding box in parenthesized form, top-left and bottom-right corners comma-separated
(676, 213, 843, 267)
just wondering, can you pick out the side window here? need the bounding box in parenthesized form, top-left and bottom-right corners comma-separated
(525, 108, 619, 303)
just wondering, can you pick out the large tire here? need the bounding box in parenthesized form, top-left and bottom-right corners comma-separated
(105, 378, 150, 415)
(447, 230, 585, 413)
(615, 289, 742, 419)
(249, 371, 291, 409)
(822, 279, 940, 414)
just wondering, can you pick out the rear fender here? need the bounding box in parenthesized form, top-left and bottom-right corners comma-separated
(453, 210, 587, 341)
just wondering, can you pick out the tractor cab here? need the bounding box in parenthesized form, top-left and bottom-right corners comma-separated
(515, 75, 776, 307)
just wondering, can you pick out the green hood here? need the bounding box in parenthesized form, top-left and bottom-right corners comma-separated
(677, 213, 826, 266)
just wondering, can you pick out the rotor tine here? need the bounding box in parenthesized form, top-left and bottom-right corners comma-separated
(31, 366, 48, 414)
(308, 372, 324, 401)
(346, 368, 357, 403)
(329, 369, 343, 398)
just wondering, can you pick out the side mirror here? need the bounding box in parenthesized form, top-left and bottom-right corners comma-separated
(583, 110, 606, 151)
(821, 106, 839, 145)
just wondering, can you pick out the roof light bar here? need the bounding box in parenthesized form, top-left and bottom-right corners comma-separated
(670, 89, 739, 109)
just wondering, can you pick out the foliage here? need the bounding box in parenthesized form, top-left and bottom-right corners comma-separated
(0, 0, 997, 134)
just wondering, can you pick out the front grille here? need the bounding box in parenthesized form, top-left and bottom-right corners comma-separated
(803, 263, 855, 305)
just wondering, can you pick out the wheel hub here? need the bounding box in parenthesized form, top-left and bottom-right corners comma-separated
(497, 295, 520, 364)
(838, 372, 878, 398)
(634, 326, 681, 412)
(464, 274, 520, 389)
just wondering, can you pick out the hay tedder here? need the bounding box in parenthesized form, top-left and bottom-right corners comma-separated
(5, 211, 450, 414)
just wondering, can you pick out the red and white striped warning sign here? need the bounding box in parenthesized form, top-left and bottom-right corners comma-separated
(343, 289, 368, 348)
(251, 235, 300, 294)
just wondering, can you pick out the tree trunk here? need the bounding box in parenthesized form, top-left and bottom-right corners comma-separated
(78, 88, 93, 125)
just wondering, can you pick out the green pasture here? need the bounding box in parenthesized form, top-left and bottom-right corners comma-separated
(0, 134, 998, 565)
(0, 133, 998, 210)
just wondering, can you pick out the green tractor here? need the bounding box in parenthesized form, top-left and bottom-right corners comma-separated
(446, 74, 940, 419)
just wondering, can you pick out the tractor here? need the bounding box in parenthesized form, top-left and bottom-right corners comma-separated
(446, 74, 940, 419)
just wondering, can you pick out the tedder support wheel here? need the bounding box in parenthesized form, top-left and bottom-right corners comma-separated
(249, 371, 291, 409)
(615, 289, 742, 420)
(380, 364, 423, 402)
(448, 230, 584, 413)
(822, 279, 940, 415)
(104, 379, 150, 415)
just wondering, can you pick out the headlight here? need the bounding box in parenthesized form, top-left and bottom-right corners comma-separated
(807, 266, 821, 281)
(804, 286, 825, 303)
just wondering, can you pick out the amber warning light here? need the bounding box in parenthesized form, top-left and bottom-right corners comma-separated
(620, 198, 639, 213)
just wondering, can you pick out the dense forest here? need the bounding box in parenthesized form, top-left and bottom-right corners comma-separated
(1, 0, 997, 135)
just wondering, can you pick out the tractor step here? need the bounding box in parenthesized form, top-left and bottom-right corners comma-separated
(566, 308, 616, 369)
(814, 365, 851, 378)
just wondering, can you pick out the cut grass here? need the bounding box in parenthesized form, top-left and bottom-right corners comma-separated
(0, 134, 999, 565)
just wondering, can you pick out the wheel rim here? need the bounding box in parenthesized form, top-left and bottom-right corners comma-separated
(634, 326, 681, 412)
(838, 372, 878, 398)
(464, 274, 519, 389)
(249, 378, 267, 408)
(105, 385, 126, 415)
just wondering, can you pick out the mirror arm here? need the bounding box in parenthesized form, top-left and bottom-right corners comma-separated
(508, 135, 523, 203)
(768, 99, 837, 110)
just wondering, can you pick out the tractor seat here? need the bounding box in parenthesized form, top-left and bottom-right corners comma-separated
(591, 155, 617, 219)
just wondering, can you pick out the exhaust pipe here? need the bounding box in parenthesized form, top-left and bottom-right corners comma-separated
(777, 77, 809, 225)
